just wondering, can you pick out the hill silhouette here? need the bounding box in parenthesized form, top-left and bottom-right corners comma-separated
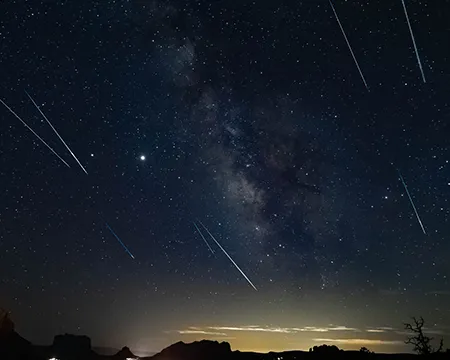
(1, 328, 450, 360)
(143, 340, 232, 360)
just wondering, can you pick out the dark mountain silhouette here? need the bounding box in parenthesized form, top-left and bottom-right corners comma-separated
(52, 334, 93, 358)
(143, 340, 232, 360)
(31, 334, 99, 360)
(2, 327, 450, 360)
(0, 308, 15, 334)
(0, 329, 34, 360)
(112, 346, 137, 360)
(0, 309, 35, 360)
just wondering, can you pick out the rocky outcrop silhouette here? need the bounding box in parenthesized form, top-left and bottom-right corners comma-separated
(0, 330, 34, 360)
(112, 346, 137, 360)
(0, 308, 15, 335)
(2, 325, 449, 360)
(0, 309, 37, 360)
(311, 344, 342, 354)
(50, 334, 94, 360)
(150, 340, 232, 360)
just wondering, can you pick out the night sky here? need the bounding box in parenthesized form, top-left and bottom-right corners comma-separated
(1, 0, 449, 355)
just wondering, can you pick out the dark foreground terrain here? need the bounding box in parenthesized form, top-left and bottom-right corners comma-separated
(2, 330, 450, 360)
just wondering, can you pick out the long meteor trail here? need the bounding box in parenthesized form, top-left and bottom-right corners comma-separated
(105, 223, 135, 259)
(400, 0, 426, 83)
(193, 222, 215, 254)
(0, 98, 71, 168)
(25, 91, 88, 174)
(198, 220, 258, 291)
(329, 0, 369, 91)
(398, 171, 426, 235)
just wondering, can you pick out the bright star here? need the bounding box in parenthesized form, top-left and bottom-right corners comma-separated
(140, 155, 146, 161)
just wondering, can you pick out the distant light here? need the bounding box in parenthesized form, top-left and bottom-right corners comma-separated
(49, 358, 60, 360)
(140, 155, 146, 161)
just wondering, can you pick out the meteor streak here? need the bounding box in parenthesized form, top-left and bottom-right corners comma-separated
(400, 0, 426, 83)
(0, 98, 70, 168)
(105, 223, 135, 259)
(25, 91, 88, 174)
(193, 222, 215, 254)
(198, 220, 257, 291)
(398, 170, 426, 235)
(329, 0, 369, 91)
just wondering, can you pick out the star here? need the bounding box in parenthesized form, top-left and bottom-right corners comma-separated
(140, 155, 146, 161)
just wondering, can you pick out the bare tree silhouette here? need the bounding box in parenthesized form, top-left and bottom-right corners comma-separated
(404, 316, 443, 355)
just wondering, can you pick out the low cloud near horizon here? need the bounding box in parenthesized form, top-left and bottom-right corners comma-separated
(172, 324, 447, 350)
(169, 324, 438, 352)
(175, 325, 399, 335)
(313, 338, 403, 346)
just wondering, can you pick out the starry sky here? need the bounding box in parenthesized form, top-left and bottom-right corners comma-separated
(1, 0, 449, 355)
